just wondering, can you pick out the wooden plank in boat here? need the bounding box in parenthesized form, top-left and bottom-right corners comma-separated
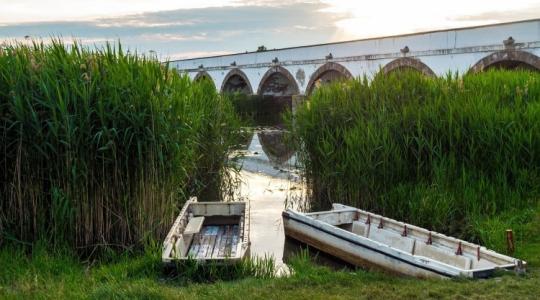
(198, 226, 217, 258)
(219, 225, 229, 257)
(222, 225, 232, 256)
(224, 225, 233, 257)
(224, 235, 232, 257)
(206, 235, 216, 258)
(188, 233, 201, 257)
(197, 234, 210, 258)
(230, 225, 239, 257)
(415, 243, 472, 270)
(185, 216, 205, 235)
(212, 226, 225, 258)
(183, 224, 242, 259)
(368, 227, 416, 254)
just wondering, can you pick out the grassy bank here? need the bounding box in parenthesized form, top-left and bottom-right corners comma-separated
(0, 41, 240, 253)
(291, 70, 540, 253)
(0, 242, 538, 299)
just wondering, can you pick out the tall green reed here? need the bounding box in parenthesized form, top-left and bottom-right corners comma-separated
(291, 69, 540, 240)
(0, 40, 240, 253)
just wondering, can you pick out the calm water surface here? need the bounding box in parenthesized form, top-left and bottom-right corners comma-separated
(232, 127, 303, 273)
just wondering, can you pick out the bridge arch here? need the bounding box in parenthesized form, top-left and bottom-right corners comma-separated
(221, 68, 253, 94)
(469, 50, 540, 73)
(305, 62, 353, 95)
(193, 71, 216, 87)
(257, 66, 299, 96)
(382, 57, 436, 77)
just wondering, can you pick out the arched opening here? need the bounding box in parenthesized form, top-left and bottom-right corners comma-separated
(221, 69, 253, 94)
(469, 50, 540, 73)
(486, 61, 538, 71)
(257, 66, 299, 96)
(306, 62, 353, 95)
(193, 71, 216, 88)
(255, 67, 299, 126)
(381, 57, 436, 77)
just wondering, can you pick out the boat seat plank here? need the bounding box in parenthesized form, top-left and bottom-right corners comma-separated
(471, 257, 497, 269)
(415, 243, 472, 269)
(369, 227, 415, 254)
(311, 211, 356, 226)
(185, 216, 205, 235)
(351, 221, 369, 237)
(174, 234, 194, 257)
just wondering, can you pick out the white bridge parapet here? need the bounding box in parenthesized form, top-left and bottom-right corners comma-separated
(169, 19, 540, 96)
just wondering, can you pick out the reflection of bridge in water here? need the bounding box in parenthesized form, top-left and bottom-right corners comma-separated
(233, 128, 302, 270)
(238, 129, 296, 178)
(171, 19, 540, 109)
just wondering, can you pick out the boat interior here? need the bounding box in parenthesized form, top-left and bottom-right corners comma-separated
(305, 204, 517, 271)
(164, 201, 248, 261)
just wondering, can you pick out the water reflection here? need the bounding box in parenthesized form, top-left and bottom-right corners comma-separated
(233, 127, 302, 274)
(233, 124, 351, 274)
(239, 129, 297, 179)
(257, 130, 295, 166)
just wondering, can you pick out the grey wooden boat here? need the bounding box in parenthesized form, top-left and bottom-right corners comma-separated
(283, 203, 526, 278)
(162, 197, 250, 264)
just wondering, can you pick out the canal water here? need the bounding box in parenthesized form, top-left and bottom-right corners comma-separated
(232, 127, 303, 273)
(231, 126, 351, 274)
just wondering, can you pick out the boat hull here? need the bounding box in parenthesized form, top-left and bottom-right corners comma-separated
(283, 210, 469, 279)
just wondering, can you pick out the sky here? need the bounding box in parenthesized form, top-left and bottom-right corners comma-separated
(1, 0, 539, 60)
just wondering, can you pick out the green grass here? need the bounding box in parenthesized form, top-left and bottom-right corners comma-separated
(0, 40, 241, 253)
(290, 69, 540, 251)
(0, 243, 538, 299)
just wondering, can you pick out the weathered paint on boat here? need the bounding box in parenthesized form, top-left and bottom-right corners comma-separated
(282, 204, 525, 278)
(162, 197, 250, 264)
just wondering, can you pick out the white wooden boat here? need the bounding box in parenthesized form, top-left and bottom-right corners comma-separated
(282, 204, 526, 278)
(162, 197, 250, 264)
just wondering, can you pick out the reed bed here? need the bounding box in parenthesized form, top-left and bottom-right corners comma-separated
(291, 70, 540, 245)
(0, 41, 240, 252)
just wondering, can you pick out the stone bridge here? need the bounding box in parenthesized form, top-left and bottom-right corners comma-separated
(170, 19, 540, 107)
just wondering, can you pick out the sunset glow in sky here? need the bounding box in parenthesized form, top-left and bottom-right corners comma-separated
(1, 0, 539, 59)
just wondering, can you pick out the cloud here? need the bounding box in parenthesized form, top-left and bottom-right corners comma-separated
(450, 4, 540, 23)
(139, 33, 209, 41)
(168, 50, 233, 60)
(232, 0, 318, 6)
(0, 1, 349, 59)
(96, 20, 197, 28)
(294, 25, 317, 30)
